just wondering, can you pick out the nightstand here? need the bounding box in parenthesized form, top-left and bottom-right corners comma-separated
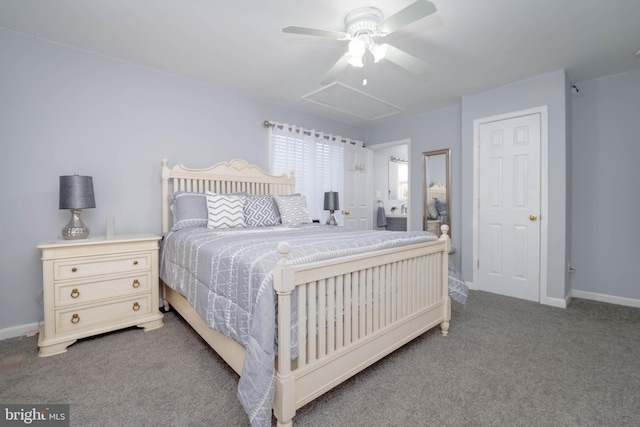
(37, 234, 164, 357)
(426, 219, 441, 235)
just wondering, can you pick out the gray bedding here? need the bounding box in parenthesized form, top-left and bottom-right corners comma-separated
(159, 225, 443, 426)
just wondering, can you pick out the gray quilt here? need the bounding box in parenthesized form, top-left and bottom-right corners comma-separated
(160, 225, 445, 426)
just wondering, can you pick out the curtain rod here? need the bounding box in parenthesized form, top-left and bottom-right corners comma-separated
(263, 120, 365, 147)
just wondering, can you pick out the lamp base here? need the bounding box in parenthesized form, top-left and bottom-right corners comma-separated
(326, 211, 338, 226)
(62, 209, 90, 240)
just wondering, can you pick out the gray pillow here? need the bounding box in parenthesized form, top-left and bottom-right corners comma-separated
(170, 192, 207, 231)
(435, 198, 447, 216)
(244, 195, 280, 227)
(427, 199, 438, 220)
(170, 191, 247, 231)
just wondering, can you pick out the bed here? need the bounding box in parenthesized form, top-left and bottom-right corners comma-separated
(159, 158, 452, 427)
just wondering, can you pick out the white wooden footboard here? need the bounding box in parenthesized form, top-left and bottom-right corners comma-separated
(272, 229, 451, 427)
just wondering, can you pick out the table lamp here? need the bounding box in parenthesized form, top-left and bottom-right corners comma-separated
(324, 191, 339, 226)
(59, 174, 96, 239)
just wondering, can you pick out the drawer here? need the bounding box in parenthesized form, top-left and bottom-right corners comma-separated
(55, 274, 152, 307)
(426, 220, 441, 235)
(54, 252, 151, 281)
(55, 295, 152, 334)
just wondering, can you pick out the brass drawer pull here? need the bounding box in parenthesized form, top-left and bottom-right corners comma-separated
(71, 313, 80, 324)
(133, 260, 138, 266)
(132, 279, 140, 288)
(71, 267, 77, 273)
(70, 288, 80, 298)
(133, 302, 140, 311)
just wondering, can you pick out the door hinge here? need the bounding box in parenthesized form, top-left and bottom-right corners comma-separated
(478, 198, 480, 208)
(477, 138, 481, 148)
(477, 259, 480, 268)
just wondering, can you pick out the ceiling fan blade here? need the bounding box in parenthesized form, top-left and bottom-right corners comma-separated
(382, 44, 429, 74)
(282, 26, 350, 40)
(320, 52, 352, 85)
(377, 0, 437, 35)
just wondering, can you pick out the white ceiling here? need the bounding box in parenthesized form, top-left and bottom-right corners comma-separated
(2, 0, 640, 128)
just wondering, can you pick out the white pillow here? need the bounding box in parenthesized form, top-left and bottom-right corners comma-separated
(274, 195, 312, 226)
(205, 192, 246, 229)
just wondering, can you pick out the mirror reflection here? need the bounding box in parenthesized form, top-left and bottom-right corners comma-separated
(423, 149, 451, 238)
(388, 156, 408, 202)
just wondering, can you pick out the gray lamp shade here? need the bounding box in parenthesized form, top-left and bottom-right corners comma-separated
(323, 191, 339, 211)
(59, 175, 96, 210)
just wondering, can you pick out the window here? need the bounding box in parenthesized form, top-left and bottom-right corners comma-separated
(269, 123, 343, 220)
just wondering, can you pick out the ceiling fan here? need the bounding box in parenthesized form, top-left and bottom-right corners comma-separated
(283, 0, 436, 86)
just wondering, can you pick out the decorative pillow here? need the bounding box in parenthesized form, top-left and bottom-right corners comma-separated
(435, 198, 447, 217)
(274, 195, 312, 226)
(427, 199, 438, 220)
(244, 195, 280, 227)
(205, 192, 246, 229)
(170, 192, 208, 231)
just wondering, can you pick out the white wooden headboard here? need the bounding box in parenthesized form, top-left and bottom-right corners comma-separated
(161, 159, 295, 233)
(426, 182, 447, 201)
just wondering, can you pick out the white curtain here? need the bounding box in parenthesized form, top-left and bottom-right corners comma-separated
(269, 122, 344, 221)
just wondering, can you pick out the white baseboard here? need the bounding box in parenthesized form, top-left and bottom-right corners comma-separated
(464, 282, 640, 309)
(542, 295, 569, 308)
(0, 322, 40, 340)
(571, 289, 640, 308)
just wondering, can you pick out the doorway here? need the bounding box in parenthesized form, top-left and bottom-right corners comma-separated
(370, 140, 410, 229)
(473, 107, 548, 302)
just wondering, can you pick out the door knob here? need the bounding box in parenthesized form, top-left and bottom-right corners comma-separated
(342, 210, 351, 215)
(529, 214, 537, 221)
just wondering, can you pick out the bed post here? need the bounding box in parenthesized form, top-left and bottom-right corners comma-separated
(439, 225, 452, 336)
(272, 242, 296, 427)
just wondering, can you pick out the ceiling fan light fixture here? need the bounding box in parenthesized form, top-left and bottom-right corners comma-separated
(347, 39, 365, 68)
(348, 39, 365, 56)
(283, 1, 436, 85)
(369, 43, 388, 63)
(348, 55, 364, 68)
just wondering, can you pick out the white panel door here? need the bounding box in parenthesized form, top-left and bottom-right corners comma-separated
(477, 113, 541, 301)
(342, 142, 373, 230)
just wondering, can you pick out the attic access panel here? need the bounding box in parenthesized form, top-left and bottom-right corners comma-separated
(302, 82, 404, 121)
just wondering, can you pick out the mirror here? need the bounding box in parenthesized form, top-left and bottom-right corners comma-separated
(423, 149, 451, 238)
(388, 157, 408, 201)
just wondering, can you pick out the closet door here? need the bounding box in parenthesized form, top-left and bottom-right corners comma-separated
(476, 112, 542, 302)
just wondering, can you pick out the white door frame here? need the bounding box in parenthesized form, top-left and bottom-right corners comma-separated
(472, 106, 549, 303)
(369, 138, 411, 227)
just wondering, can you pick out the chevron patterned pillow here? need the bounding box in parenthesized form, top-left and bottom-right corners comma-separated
(274, 194, 312, 226)
(244, 195, 280, 227)
(205, 192, 246, 229)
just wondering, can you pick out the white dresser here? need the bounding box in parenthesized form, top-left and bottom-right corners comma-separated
(37, 234, 164, 357)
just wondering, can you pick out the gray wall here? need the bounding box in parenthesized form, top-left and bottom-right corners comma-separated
(461, 70, 570, 303)
(2, 27, 639, 334)
(570, 69, 640, 301)
(366, 105, 462, 268)
(366, 70, 571, 303)
(0, 30, 364, 332)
